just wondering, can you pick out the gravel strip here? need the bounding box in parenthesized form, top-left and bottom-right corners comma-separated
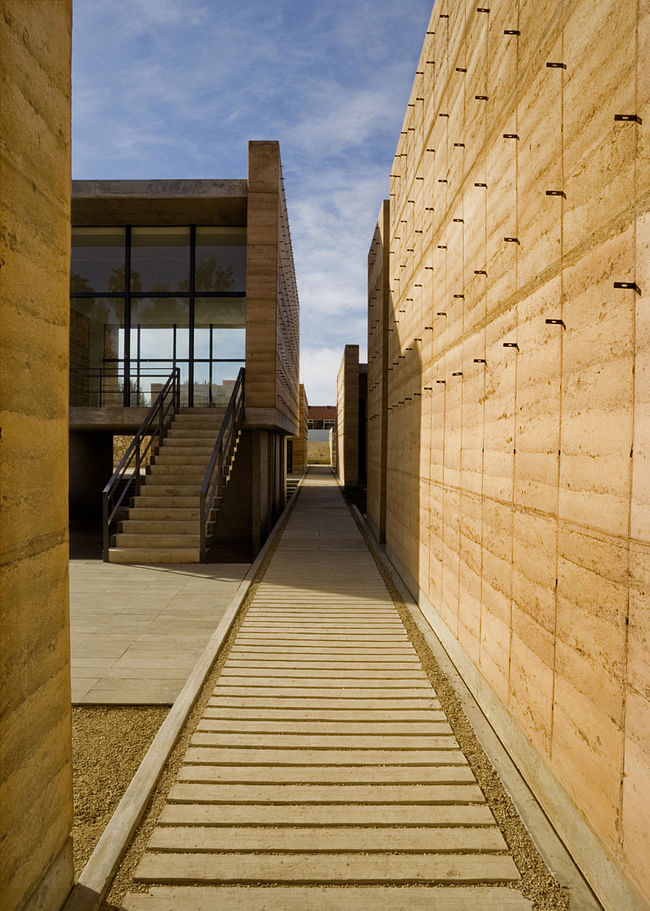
(72, 706, 169, 876)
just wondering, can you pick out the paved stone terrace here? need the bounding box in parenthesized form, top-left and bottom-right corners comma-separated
(123, 467, 532, 910)
(70, 562, 250, 703)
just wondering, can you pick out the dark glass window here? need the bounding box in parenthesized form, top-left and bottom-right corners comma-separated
(71, 227, 125, 293)
(130, 227, 190, 292)
(195, 227, 246, 292)
(70, 226, 246, 407)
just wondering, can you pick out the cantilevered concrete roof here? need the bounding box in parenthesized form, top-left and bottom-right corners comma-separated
(72, 179, 248, 226)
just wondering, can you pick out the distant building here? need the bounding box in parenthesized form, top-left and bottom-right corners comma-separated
(307, 404, 337, 430)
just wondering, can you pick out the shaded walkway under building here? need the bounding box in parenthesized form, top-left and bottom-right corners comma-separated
(120, 466, 535, 910)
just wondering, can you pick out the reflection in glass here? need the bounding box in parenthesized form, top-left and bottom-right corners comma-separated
(129, 360, 189, 408)
(195, 297, 246, 359)
(193, 361, 244, 407)
(70, 297, 124, 406)
(131, 227, 190, 292)
(129, 298, 190, 405)
(195, 227, 246, 292)
(71, 228, 125, 294)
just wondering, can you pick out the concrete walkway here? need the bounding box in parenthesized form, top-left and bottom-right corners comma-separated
(70, 561, 250, 703)
(122, 467, 532, 909)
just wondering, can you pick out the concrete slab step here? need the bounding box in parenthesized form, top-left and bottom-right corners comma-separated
(108, 547, 200, 564)
(115, 533, 201, 548)
(167, 781, 481, 804)
(152, 454, 211, 466)
(177, 762, 468, 782)
(138, 484, 201, 496)
(161, 439, 216, 450)
(123, 885, 533, 911)
(212, 677, 430, 690)
(205, 697, 442, 710)
(189, 732, 459, 750)
(202, 707, 445, 721)
(159, 802, 496, 826)
(166, 429, 222, 439)
(219, 668, 428, 680)
(195, 718, 453, 735)
(120, 521, 198, 534)
(131, 496, 200, 508)
(147, 462, 205, 486)
(223, 660, 423, 670)
(134, 851, 520, 884)
(183, 747, 463, 765)
(127, 508, 200, 521)
(147, 824, 505, 852)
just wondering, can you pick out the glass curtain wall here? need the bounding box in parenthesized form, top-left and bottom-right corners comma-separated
(70, 226, 246, 406)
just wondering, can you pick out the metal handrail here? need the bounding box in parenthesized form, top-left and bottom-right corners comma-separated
(199, 368, 245, 561)
(102, 368, 180, 560)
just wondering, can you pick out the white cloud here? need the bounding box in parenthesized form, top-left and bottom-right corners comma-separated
(300, 347, 343, 406)
(71, 0, 433, 399)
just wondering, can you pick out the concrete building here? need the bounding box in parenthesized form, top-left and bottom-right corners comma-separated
(366, 3, 650, 910)
(1, 4, 74, 911)
(69, 141, 300, 562)
(336, 344, 367, 489)
(287, 383, 308, 473)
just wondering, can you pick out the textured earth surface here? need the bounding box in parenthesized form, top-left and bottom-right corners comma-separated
(72, 706, 168, 875)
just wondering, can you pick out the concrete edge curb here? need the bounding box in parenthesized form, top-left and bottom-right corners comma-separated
(349, 503, 604, 911)
(63, 471, 307, 911)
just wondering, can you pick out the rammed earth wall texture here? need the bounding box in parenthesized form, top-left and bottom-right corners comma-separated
(0, 2, 73, 910)
(367, 1, 650, 908)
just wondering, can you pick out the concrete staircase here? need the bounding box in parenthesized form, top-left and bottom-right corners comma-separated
(109, 408, 237, 564)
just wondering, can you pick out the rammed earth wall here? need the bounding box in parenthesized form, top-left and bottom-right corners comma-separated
(367, 2, 650, 908)
(0, 2, 74, 910)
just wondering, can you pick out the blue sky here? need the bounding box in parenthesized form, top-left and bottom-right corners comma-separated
(72, 0, 433, 404)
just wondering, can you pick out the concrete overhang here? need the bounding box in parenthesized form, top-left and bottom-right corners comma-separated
(244, 407, 297, 437)
(69, 407, 151, 432)
(72, 180, 248, 226)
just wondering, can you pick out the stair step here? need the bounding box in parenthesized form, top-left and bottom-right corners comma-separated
(131, 496, 200, 508)
(115, 532, 201, 547)
(167, 429, 222, 439)
(119, 520, 198, 534)
(138, 484, 201, 496)
(128, 508, 200, 520)
(108, 547, 200, 564)
(148, 464, 206, 476)
(162, 437, 216, 454)
(152, 454, 210, 466)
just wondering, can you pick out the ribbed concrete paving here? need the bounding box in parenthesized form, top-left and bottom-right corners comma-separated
(123, 467, 531, 910)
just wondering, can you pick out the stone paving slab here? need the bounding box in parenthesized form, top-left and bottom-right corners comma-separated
(158, 803, 497, 826)
(205, 696, 443, 709)
(183, 746, 466, 764)
(177, 764, 472, 783)
(201, 707, 447, 720)
(196, 719, 452, 734)
(123, 885, 532, 910)
(134, 852, 521, 884)
(168, 781, 484, 804)
(146, 825, 507, 852)
(125, 468, 529, 908)
(69, 561, 250, 703)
